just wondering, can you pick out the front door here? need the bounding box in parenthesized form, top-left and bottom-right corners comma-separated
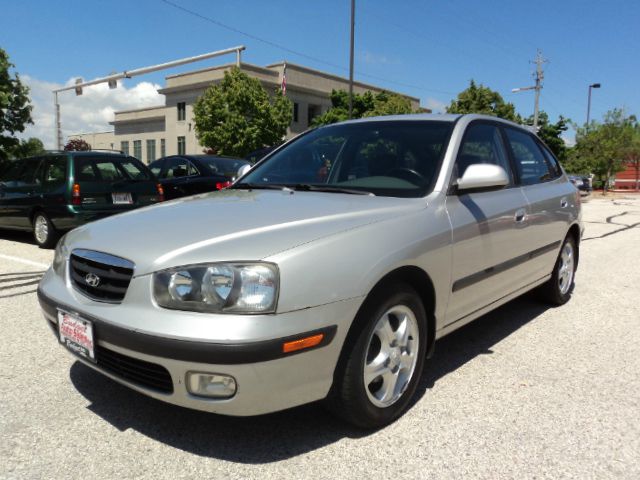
(444, 122, 532, 324)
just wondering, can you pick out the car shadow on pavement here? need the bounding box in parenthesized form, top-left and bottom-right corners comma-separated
(0, 229, 37, 245)
(69, 291, 551, 463)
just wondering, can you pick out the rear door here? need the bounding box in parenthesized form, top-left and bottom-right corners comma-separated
(0, 157, 44, 228)
(502, 127, 575, 280)
(159, 157, 200, 199)
(445, 122, 532, 324)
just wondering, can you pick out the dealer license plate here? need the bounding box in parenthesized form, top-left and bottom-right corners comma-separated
(112, 192, 133, 204)
(58, 310, 96, 363)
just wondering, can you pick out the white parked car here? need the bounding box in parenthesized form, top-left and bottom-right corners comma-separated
(38, 114, 582, 428)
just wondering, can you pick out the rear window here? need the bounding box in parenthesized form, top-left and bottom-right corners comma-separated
(200, 157, 249, 176)
(74, 156, 151, 182)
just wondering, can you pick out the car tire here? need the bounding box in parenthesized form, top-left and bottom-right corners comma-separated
(327, 284, 427, 429)
(539, 235, 577, 305)
(32, 212, 59, 249)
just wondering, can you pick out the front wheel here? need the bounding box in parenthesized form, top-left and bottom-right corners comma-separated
(539, 235, 577, 305)
(33, 212, 59, 249)
(328, 284, 427, 429)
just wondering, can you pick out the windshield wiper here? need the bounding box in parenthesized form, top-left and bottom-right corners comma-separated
(288, 184, 374, 196)
(231, 182, 288, 190)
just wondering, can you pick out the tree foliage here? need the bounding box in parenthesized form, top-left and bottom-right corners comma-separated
(9, 137, 45, 159)
(567, 109, 638, 190)
(525, 111, 569, 162)
(0, 48, 33, 161)
(193, 67, 292, 157)
(311, 89, 414, 127)
(64, 138, 92, 151)
(446, 80, 521, 122)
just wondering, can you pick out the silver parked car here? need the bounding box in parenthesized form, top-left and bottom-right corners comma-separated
(38, 114, 582, 428)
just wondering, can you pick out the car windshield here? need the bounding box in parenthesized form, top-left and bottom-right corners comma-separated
(198, 157, 249, 177)
(236, 120, 453, 197)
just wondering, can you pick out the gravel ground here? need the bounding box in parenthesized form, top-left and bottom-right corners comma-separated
(0, 195, 638, 480)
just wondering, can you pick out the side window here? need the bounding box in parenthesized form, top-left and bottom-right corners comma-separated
(504, 128, 553, 185)
(16, 158, 43, 186)
(456, 123, 513, 183)
(187, 161, 199, 176)
(43, 156, 67, 186)
(537, 141, 563, 179)
(164, 158, 190, 178)
(149, 161, 163, 178)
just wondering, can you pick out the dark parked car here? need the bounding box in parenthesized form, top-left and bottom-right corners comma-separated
(0, 151, 163, 248)
(567, 174, 592, 195)
(148, 155, 250, 200)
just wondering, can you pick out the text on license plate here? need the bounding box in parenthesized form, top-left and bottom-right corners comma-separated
(112, 192, 133, 204)
(58, 310, 95, 362)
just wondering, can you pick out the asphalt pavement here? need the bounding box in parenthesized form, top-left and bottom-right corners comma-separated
(1, 195, 638, 479)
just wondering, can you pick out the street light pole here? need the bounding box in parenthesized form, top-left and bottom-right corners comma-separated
(52, 45, 246, 149)
(348, 0, 355, 119)
(586, 83, 601, 126)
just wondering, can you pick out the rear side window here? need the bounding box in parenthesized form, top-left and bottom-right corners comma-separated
(456, 123, 513, 184)
(163, 158, 198, 178)
(74, 156, 151, 182)
(504, 128, 553, 185)
(43, 156, 67, 186)
(537, 141, 563, 178)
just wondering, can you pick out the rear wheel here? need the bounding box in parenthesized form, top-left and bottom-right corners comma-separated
(539, 235, 577, 305)
(328, 284, 427, 429)
(33, 212, 59, 249)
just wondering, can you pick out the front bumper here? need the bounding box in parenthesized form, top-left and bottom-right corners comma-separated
(38, 283, 361, 416)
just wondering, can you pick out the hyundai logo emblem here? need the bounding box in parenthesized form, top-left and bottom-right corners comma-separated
(85, 273, 100, 287)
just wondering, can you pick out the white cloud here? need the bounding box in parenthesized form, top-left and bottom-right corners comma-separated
(360, 51, 398, 66)
(424, 97, 447, 113)
(19, 75, 164, 148)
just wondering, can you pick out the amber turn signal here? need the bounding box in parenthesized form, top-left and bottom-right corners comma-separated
(282, 333, 324, 353)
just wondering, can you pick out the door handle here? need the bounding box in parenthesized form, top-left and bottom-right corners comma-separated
(514, 208, 527, 223)
(560, 197, 568, 208)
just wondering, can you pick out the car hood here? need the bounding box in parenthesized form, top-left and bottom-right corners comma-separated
(64, 189, 425, 275)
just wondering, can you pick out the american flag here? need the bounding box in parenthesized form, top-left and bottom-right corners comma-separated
(281, 62, 287, 96)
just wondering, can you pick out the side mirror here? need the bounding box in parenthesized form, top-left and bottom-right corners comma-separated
(456, 164, 509, 192)
(237, 164, 251, 178)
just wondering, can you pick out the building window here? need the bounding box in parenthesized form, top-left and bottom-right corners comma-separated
(177, 136, 186, 155)
(133, 140, 142, 160)
(120, 141, 129, 155)
(177, 102, 186, 121)
(146, 139, 156, 163)
(160, 138, 166, 157)
(307, 104, 320, 126)
(293, 102, 299, 122)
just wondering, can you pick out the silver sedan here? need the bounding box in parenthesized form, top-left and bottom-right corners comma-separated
(38, 114, 582, 428)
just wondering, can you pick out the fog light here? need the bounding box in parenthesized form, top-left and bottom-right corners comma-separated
(186, 372, 237, 399)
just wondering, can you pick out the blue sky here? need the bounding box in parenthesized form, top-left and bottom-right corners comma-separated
(1, 0, 638, 146)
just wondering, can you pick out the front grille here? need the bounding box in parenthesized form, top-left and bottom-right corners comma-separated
(70, 249, 134, 303)
(96, 345, 174, 393)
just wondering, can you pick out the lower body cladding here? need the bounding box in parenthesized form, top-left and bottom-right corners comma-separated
(38, 290, 362, 416)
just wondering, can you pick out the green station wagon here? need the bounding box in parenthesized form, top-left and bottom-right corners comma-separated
(0, 151, 163, 248)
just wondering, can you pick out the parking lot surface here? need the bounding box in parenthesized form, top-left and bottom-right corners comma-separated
(1, 195, 639, 479)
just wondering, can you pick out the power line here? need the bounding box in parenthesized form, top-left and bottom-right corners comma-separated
(158, 0, 455, 97)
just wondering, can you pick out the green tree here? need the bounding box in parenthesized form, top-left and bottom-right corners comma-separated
(570, 109, 637, 192)
(9, 137, 45, 159)
(524, 111, 570, 162)
(64, 138, 91, 151)
(0, 48, 33, 162)
(446, 80, 521, 122)
(312, 89, 414, 127)
(193, 67, 292, 157)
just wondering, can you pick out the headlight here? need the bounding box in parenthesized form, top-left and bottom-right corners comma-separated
(52, 235, 69, 276)
(153, 263, 279, 314)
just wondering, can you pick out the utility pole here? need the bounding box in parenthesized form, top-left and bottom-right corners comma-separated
(512, 49, 547, 131)
(348, 0, 355, 119)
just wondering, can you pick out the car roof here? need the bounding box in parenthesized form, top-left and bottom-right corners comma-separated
(329, 113, 524, 129)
